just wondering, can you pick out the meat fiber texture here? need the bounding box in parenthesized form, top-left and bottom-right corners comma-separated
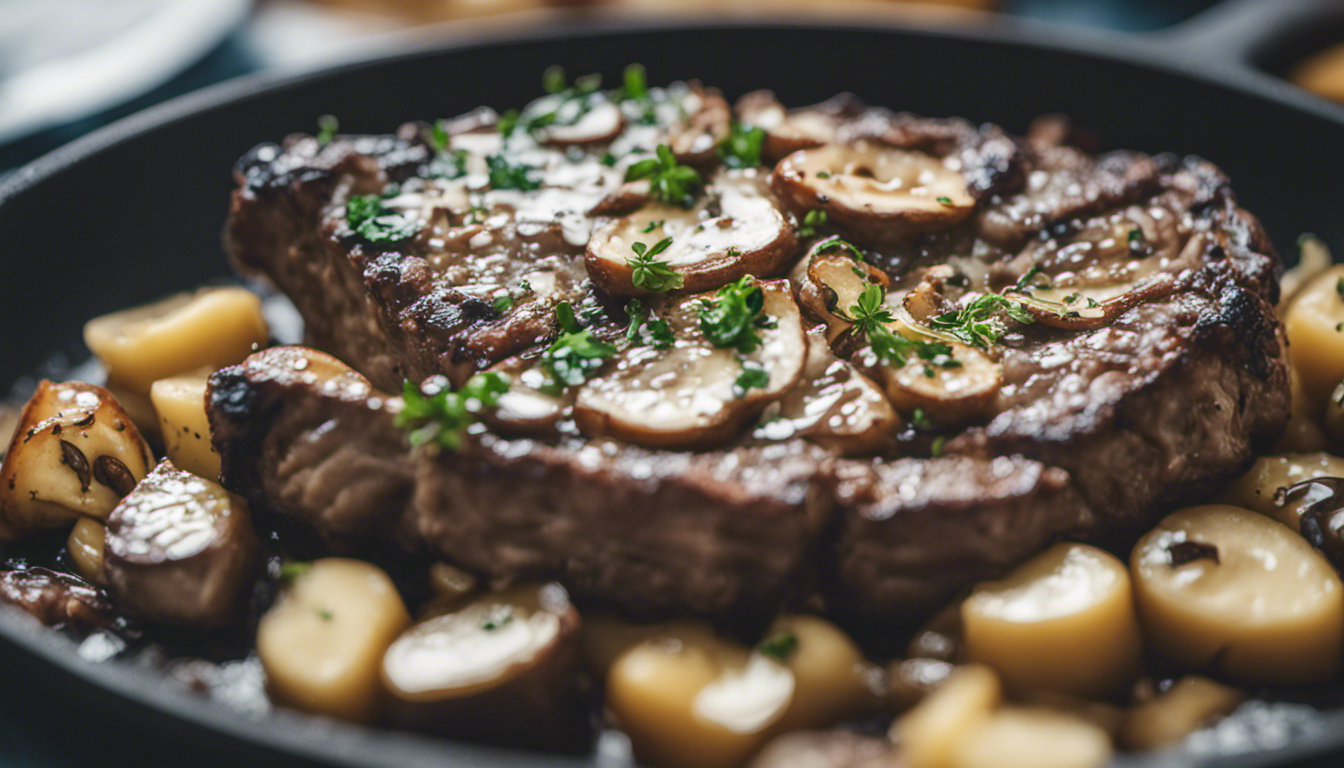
(214, 86, 1288, 625)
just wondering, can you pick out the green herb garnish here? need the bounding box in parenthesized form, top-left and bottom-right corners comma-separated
(814, 235, 866, 261)
(929, 293, 1035, 349)
(798, 209, 828, 238)
(429, 119, 450, 153)
(316, 114, 339, 146)
(936, 195, 953, 206)
(719, 123, 765, 168)
(625, 145, 702, 208)
(486, 154, 541, 190)
(493, 293, 514, 312)
(757, 631, 799, 662)
(734, 359, 770, 398)
(698, 275, 770, 354)
(279, 561, 312, 583)
(541, 302, 618, 393)
(846, 283, 958, 370)
(396, 373, 510, 450)
(346, 194, 418, 244)
(481, 605, 515, 631)
(641, 219, 664, 234)
(622, 63, 648, 100)
(931, 435, 947, 457)
(318, 608, 334, 621)
(628, 237, 683, 292)
(624, 300, 675, 349)
(1013, 265, 1052, 291)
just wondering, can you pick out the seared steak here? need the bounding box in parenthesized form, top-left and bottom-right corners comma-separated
(215, 83, 1289, 623)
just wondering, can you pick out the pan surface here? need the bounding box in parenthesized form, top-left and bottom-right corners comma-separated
(3, 13, 1344, 767)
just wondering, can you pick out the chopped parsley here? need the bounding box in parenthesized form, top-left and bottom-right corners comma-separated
(1013, 265, 1053, 291)
(931, 435, 947, 457)
(427, 147, 469, 180)
(486, 154, 541, 190)
(541, 302, 618, 393)
(698, 275, 770, 354)
(628, 237, 683, 292)
(316, 114, 339, 145)
(601, 152, 619, 167)
(542, 65, 567, 94)
(929, 293, 1035, 349)
(346, 194, 418, 244)
(480, 605, 515, 631)
(910, 408, 935, 432)
(279, 561, 312, 583)
(816, 171, 831, 179)
(317, 608, 334, 621)
(798, 209, 828, 238)
(757, 631, 799, 662)
(936, 196, 954, 206)
(396, 373, 510, 451)
(641, 219, 664, 234)
(625, 144, 702, 208)
(814, 235, 867, 261)
(846, 283, 959, 371)
(719, 123, 766, 168)
(1336, 277, 1344, 303)
(429, 119, 450, 153)
(734, 359, 770, 398)
(624, 299, 674, 349)
(727, 246, 742, 257)
(493, 293, 514, 312)
(622, 63, 648, 101)
(497, 108, 520, 137)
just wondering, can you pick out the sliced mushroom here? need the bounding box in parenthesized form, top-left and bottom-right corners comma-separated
(381, 583, 590, 750)
(772, 142, 974, 245)
(538, 100, 626, 146)
(83, 287, 269, 395)
(1120, 676, 1244, 751)
(735, 91, 865, 164)
(586, 170, 797, 297)
(669, 82, 732, 166)
(0, 380, 154, 539)
(103, 459, 260, 629)
(480, 354, 568, 436)
(761, 328, 898, 455)
(574, 280, 806, 449)
(796, 249, 890, 342)
(862, 339, 1003, 426)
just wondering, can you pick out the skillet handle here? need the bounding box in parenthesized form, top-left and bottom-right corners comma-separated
(1149, 0, 1344, 72)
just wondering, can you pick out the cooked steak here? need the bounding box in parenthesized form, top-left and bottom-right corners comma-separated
(215, 82, 1289, 623)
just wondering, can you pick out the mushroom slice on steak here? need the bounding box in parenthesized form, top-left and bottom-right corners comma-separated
(668, 83, 733, 167)
(586, 170, 797, 297)
(761, 328, 898, 455)
(773, 142, 974, 245)
(0, 380, 153, 540)
(574, 280, 806, 449)
(381, 582, 590, 750)
(103, 459, 259, 629)
(854, 334, 1003, 426)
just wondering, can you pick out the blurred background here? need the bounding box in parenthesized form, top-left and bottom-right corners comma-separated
(7, 0, 1344, 177)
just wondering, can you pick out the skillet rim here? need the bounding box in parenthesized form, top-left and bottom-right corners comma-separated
(4, 13, 1344, 768)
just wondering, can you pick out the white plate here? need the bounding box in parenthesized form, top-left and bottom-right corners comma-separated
(0, 0, 251, 144)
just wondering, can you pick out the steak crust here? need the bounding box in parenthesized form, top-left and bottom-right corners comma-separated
(215, 86, 1289, 623)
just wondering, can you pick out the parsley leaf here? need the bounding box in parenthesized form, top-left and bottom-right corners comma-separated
(624, 299, 675, 349)
(427, 147, 469, 180)
(481, 605, 515, 631)
(396, 372, 510, 451)
(814, 235, 866, 261)
(429, 119, 450, 153)
(628, 237, 683, 292)
(279, 561, 312, 583)
(542, 65, 567, 94)
(486, 154, 540, 190)
(798, 209, 828, 238)
(846, 283, 958, 370)
(1013, 265, 1053, 292)
(757, 631, 799, 662)
(734, 359, 770, 397)
(625, 145, 702, 208)
(698, 275, 769, 354)
(623, 63, 648, 100)
(346, 194, 418, 244)
(493, 293, 514, 312)
(316, 114, 339, 146)
(936, 196, 953, 205)
(719, 123, 765, 168)
(497, 109, 520, 137)
(929, 293, 1035, 349)
(541, 302, 617, 393)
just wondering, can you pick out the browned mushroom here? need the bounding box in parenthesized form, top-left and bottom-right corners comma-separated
(0, 380, 154, 540)
(538, 100, 626, 146)
(574, 279, 806, 449)
(861, 339, 1003, 425)
(735, 91, 866, 163)
(103, 459, 260, 629)
(772, 143, 974, 245)
(669, 82, 733, 166)
(380, 582, 590, 750)
(586, 169, 797, 297)
(796, 247, 890, 342)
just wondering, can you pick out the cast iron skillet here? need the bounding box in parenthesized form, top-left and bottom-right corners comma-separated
(5, 1, 1344, 765)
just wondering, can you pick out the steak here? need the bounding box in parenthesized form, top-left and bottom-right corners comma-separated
(214, 82, 1289, 623)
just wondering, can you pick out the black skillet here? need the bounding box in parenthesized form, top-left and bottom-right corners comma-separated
(4, 1, 1344, 765)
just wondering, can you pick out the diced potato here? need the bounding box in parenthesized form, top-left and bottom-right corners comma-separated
(1272, 370, 1330, 453)
(767, 615, 882, 732)
(257, 558, 410, 722)
(1131, 505, 1344, 685)
(149, 373, 218, 479)
(951, 708, 1112, 768)
(1120, 676, 1244, 750)
(84, 287, 269, 394)
(1220, 452, 1344, 531)
(0, 380, 153, 539)
(67, 517, 106, 584)
(891, 665, 1000, 768)
(1284, 266, 1344, 405)
(961, 543, 1143, 699)
(580, 611, 718, 678)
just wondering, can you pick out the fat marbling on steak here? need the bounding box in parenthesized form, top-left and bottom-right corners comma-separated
(212, 82, 1289, 623)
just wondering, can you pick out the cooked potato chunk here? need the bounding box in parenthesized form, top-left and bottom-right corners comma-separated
(67, 517, 106, 584)
(1284, 266, 1344, 405)
(104, 459, 259, 628)
(1219, 452, 1344, 530)
(84, 287, 269, 394)
(1131, 505, 1344, 685)
(891, 665, 1000, 768)
(961, 543, 1143, 699)
(1120, 676, 1244, 750)
(766, 615, 882, 732)
(381, 583, 590, 749)
(150, 374, 218, 479)
(0, 380, 153, 539)
(951, 708, 1112, 768)
(258, 558, 410, 721)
